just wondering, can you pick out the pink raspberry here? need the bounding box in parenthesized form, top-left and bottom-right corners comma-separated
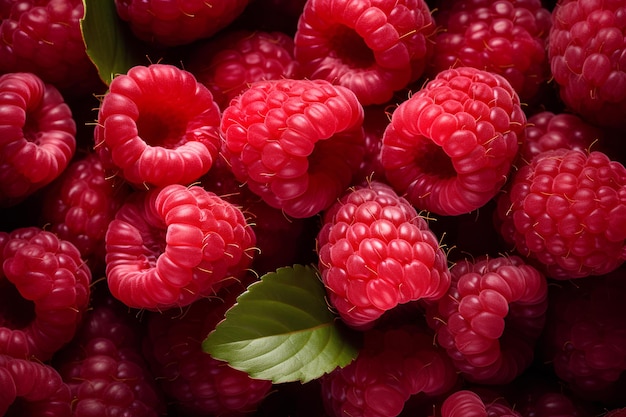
(294, 0, 436, 105)
(186, 29, 300, 110)
(317, 181, 450, 330)
(0, 227, 92, 361)
(0, 354, 72, 416)
(94, 63, 222, 189)
(114, 0, 250, 47)
(381, 66, 526, 216)
(428, 0, 552, 103)
(439, 390, 521, 417)
(0, 72, 76, 207)
(105, 184, 256, 310)
(0, 0, 102, 95)
(220, 77, 366, 219)
(548, 0, 626, 128)
(425, 255, 548, 384)
(495, 148, 626, 279)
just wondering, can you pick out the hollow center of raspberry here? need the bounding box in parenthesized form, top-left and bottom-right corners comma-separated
(23, 114, 43, 145)
(0, 280, 36, 329)
(329, 25, 375, 68)
(415, 139, 456, 178)
(135, 110, 187, 148)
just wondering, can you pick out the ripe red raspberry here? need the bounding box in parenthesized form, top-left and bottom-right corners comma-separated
(94, 63, 221, 189)
(220, 77, 366, 219)
(0, 227, 91, 361)
(105, 184, 256, 310)
(186, 29, 301, 110)
(142, 287, 273, 417)
(548, 0, 626, 128)
(317, 181, 451, 330)
(425, 255, 548, 384)
(428, 0, 552, 103)
(495, 148, 626, 279)
(0, 354, 72, 416)
(0, 0, 102, 95)
(293, 0, 436, 105)
(381, 66, 526, 216)
(114, 0, 249, 47)
(439, 390, 521, 417)
(0, 72, 76, 207)
(40, 152, 132, 275)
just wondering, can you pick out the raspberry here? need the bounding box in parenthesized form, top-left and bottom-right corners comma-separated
(428, 0, 552, 103)
(105, 184, 256, 310)
(293, 0, 436, 105)
(495, 148, 626, 279)
(0, 227, 91, 361)
(548, 0, 626, 128)
(353, 105, 391, 185)
(425, 255, 548, 384)
(0, 354, 72, 416)
(381, 66, 526, 216)
(220, 77, 366, 219)
(94, 63, 222, 189)
(0, 0, 102, 95)
(185, 29, 301, 110)
(439, 390, 521, 417)
(39, 151, 132, 275)
(0, 72, 76, 207)
(317, 181, 450, 330)
(142, 286, 273, 416)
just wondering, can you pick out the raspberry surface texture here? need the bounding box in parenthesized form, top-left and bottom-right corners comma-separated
(439, 389, 522, 417)
(105, 184, 256, 310)
(317, 181, 450, 329)
(495, 148, 626, 279)
(0, 227, 91, 362)
(381, 66, 526, 216)
(95, 64, 221, 189)
(426, 255, 548, 384)
(294, 0, 436, 105)
(221, 77, 365, 219)
(548, 0, 626, 128)
(0, 72, 76, 207)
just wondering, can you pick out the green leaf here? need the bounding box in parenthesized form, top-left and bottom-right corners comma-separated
(202, 265, 360, 384)
(80, 0, 145, 85)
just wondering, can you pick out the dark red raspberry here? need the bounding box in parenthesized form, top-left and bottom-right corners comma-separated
(0, 72, 76, 207)
(186, 29, 300, 110)
(114, 0, 249, 47)
(0, 0, 102, 95)
(0, 227, 91, 361)
(425, 255, 548, 384)
(317, 181, 451, 330)
(105, 184, 256, 310)
(607, 408, 626, 417)
(439, 390, 521, 417)
(495, 148, 626, 279)
(381, 66, 526, 216)
(40, 151, 132, 275)
(353, 105, 391, 185)
(142, 285, 273, 417)
(293, 0, 436, 105)
(548, 0, 626, 128)
(94, 63, 221, 189)
(428, 0, 552, 103)
(220, 77, 366, 219)
(0, 354, 72, 416)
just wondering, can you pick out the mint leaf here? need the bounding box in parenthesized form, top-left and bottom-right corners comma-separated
(80, 0, 145, 85)
(202, 265, 360, 384)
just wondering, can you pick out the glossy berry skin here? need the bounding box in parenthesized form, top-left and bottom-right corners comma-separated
(548, 0, 626, 128)
(114, 0, 250, 47)
(495, 148, 626, 279)
(221, 77, 365, 219)
(294, 0, 436, 105)
(381, 66, 526, 216)
(439, 390, 521, 417)
(0, 354, 72, 416)
(426, 255, 548, 384)
(95, 64, 221, 189)
(0, 72, 76, 207)
(317, 181, 450, 330)
(105, 184, 256, 310)
(0, 227, 91, 362)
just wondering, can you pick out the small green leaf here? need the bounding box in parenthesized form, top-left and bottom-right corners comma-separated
(80, 0, 145, 85)
(203, 265, 360, 384)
